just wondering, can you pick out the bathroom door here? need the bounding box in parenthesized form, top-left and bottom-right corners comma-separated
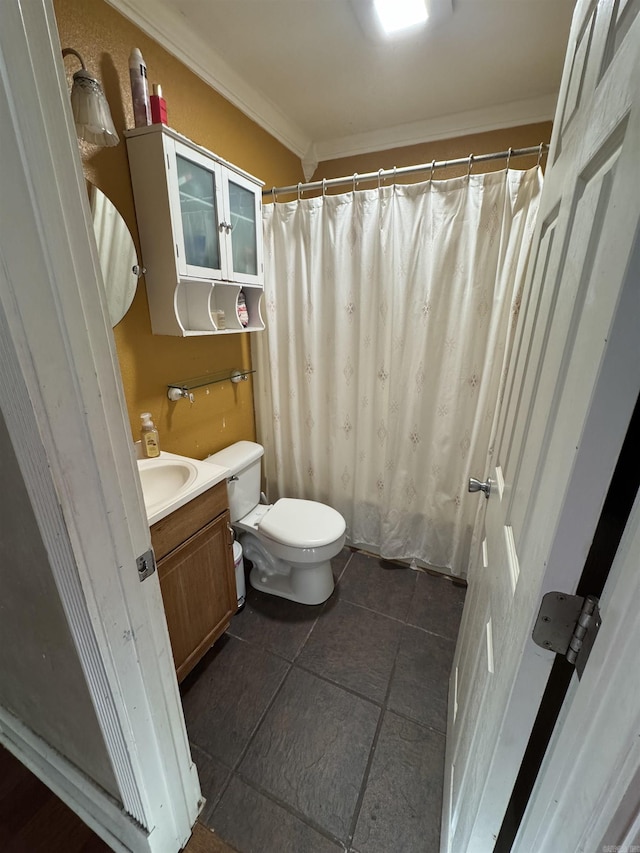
(442, 3, 640, 851)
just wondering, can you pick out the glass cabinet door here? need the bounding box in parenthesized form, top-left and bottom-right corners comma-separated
(223, 171, 263, 284)
(171, 141, 223, 278)
(228, 179, 257, 275)
(176, 155, 220, 270)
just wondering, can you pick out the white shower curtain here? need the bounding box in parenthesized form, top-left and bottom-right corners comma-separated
(253, 168, 542, 576)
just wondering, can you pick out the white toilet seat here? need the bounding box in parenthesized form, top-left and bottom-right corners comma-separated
(258, 498, 346, 548)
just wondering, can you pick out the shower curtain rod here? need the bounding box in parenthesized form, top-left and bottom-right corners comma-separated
(263, 143, 549, 198)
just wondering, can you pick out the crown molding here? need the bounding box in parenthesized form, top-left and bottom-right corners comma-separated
(106, 1, 556, 168)
(313, 94, 557, 163)
(105, 0, 311, 158)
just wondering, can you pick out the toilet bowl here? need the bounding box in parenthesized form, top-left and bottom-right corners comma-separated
(206, 441, 346, 605)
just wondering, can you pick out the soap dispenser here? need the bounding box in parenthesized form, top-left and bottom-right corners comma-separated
(140, 412, 160, 458)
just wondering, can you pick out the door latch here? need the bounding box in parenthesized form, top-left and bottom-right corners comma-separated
(136, 548, 157, 582)
(532, 592, 601, 678)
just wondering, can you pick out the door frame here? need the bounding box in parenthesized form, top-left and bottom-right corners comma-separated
(0, 2, 200, 850)
(514, 484, 640, 852)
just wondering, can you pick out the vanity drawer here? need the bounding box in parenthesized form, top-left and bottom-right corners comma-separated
(150, 479, 228, 561)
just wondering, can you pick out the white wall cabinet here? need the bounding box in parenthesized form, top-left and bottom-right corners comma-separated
(125, 124, 264, 336)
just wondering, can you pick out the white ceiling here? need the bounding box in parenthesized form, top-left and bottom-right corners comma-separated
(108, 0, 576, 169)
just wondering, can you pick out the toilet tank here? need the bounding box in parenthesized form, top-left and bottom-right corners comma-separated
(205, 440, 264, 522)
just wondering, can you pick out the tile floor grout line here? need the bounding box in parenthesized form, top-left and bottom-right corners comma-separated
(226, 550, 355, 666)
(345, 610, 408, 847)
(203, 660, 294, 819)
(230, 770, 348, 850)
(381, 706, 448, 738)
(333, 594, 413, 626)
(187, 741, 237, 822)
(346, 595, 410, 624)
(199, 757, 231, 818)
(288, 560, 348, 664)
(290, 660, 385, 709)
(344, 674, 396, 845)
(336, 550, 354, 581)
(231, 663, 293, 771)
(340, 556, 419, 624)
(331, 582, 462, 642)
(403, 621, 460, 643)
(223, 629, 301, 666)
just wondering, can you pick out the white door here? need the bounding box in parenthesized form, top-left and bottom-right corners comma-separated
(513, 491, 640, 852)
(442, 2, 640, 851)
(0, 3, 201, 851)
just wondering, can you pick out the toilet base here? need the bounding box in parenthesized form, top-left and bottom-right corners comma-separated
(248, 559, 334, 606)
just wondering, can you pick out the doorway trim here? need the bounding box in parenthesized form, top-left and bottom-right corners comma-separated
(0, 1, 200, 849)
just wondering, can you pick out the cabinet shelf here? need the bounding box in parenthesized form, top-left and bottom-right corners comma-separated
(168, 369, 255, 393)
(175, 279, 264, 334)
(179, 190, 215, 209)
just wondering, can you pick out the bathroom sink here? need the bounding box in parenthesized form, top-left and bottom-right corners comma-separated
(136, 451, 230, 526)
(138, 458, 198, 512)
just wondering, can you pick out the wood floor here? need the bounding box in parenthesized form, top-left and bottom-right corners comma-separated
(0, 746, 237, 853)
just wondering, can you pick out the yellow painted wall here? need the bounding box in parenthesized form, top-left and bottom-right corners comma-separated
(53, 0, 551, 461)
(53, 0, 304, 459)
(311, 122, 552, 188)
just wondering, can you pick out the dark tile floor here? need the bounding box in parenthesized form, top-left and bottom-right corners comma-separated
(180, 548, 466, 853)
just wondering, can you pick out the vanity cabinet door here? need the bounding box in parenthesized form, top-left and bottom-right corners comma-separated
(157, 509, 236, 682)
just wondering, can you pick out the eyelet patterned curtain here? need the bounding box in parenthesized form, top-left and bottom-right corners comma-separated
(252, 168, 542, 576)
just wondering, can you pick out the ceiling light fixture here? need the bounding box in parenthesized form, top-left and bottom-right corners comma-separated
(373, 0, 429, 34)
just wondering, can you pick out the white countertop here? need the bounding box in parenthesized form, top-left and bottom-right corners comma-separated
(137, 450, 230, 526)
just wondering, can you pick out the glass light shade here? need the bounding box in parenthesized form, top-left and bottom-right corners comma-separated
(70, 69, 119, 147)
(374, 0, 428, 33)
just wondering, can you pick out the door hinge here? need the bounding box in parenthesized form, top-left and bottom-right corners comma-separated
(137, 547, 157, 582)
(532, 592, 601, 679)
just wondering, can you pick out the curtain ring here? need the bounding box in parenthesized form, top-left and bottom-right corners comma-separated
(467, 154, 474, 179)
(297, 182, 303, 202)
(506, 147, 513, 171)
(377, 168, 384, 191)
(352, 172, 358, 193)
(537, 143, 544, 166)
(322, 178, 327, 197)
(271, 186, 277, 203)
(430, 159, 436, 182)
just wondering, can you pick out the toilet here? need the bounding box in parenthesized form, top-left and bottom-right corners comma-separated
(206, 441, 346, 605)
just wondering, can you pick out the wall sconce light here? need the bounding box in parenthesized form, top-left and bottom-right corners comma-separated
(62, 48, 119, 147)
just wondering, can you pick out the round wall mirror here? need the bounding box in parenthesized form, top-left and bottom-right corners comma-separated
(87, 182, 140, 326)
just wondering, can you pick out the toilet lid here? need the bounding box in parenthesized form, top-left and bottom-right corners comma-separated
(258, 498, 346, 548)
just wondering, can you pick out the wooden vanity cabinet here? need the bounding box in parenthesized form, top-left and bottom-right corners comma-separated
(150, 480, 236, 682)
